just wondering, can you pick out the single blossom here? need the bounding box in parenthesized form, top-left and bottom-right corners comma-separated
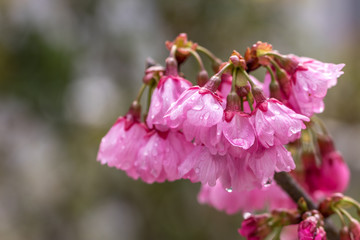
(286, 55, 345, 117)
(134, 130, 194, 183)
(97, 115, 147, 179)
(252, 98, 309, 148)
(146, 75, 192, 131)
(248, 142, 296, 185)
(164, 85, 224, 145)
(222, 110, 255, 150)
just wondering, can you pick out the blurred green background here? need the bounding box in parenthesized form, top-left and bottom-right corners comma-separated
(0, 0, 360, 239)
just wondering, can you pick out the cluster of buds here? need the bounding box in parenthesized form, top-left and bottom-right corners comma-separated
(97, 33, 355, 239)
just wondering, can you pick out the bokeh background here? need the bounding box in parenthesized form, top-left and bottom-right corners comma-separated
(1, 0, 360, 239)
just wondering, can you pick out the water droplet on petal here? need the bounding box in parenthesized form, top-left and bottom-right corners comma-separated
(225, 187, 233, 193)
(243, 212, 251, 219)
(264, 179, 272, 187)
(273, 110, 280, 115)
(192, 105, 203, 111)
(203, 112, 210, 120)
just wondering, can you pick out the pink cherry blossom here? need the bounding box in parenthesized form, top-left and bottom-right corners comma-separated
(306, 151, 350, 199)
(165, 86, 224, 128)
(222, 110, 255, 150)
(287, 55, 344, 117)
(298, 216, 326, 240)
(134, 129, 194, 183)
(252, 98, 309, 148)
(97, 116, 147, 179)
(248, 143, 295, 185)
(197, 181, 295, 215)
(178, 145, 227, 186)
(146, 75, 192, 131)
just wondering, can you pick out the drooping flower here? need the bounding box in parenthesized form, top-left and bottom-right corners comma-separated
(285, 55, 345, 117)
(134, 129, 194, 183)
(222, 109, 255, 150)
(97, 110, 147, 179)
(248, 143, 296, 184)
(146, 75, 192, 131)
(252, 98, 309, 148)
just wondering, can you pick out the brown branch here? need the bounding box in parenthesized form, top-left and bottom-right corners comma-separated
(274, 172, 339, 240)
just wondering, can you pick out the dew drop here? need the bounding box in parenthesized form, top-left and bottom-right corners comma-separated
(192, 105, 203, 111)
(191, 96, 196, 101)
(204, 112, 210, 120)
(213, 105, 220, 110)
(243, 212, 251, 219)
(264, 179, 272, 187)
(289, 127, 297, 134)
(273, 110, 280, 115)
(225, 187, 233, 193)
(151, 114, 155, 119)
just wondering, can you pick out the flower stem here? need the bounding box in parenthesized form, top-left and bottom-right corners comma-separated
(196, 45, 223, 65)
(136, 84, 147, 102)
(189, 49, 206, 71)
(265, 65, 276, 84)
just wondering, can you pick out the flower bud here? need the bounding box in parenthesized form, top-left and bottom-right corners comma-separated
(275, 67, 292, 98)
(349, 219, 360, 239)
(298, 215, 326, 240)
(197, 69, 209, 87)
(165, 57, 178, 76)
(204, 75, 221, 92)
(238, 214, 272, 240)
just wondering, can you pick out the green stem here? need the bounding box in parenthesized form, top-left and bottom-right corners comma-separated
(189, 49, 205, 71)
(332, 207, 346, 227)
(136, 84, 147, 102)
(231, 67, 238, 92)
(246, 94, 253, 112)
(343, 197, 360, 213)
(196, 45, 223, 65)
(146, 83, 155, 113)
(215, 62, 232, 76)
(239, 68, 255, 88)
(265, 65, 276, 84)
(268, 57, 283, 73)
(339, 208, 355, 222)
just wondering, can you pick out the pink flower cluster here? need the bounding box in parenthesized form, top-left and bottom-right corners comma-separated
(96, 36, 349, 239)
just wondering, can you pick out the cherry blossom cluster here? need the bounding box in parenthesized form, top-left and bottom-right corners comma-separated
(97, 33, 358, 239)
